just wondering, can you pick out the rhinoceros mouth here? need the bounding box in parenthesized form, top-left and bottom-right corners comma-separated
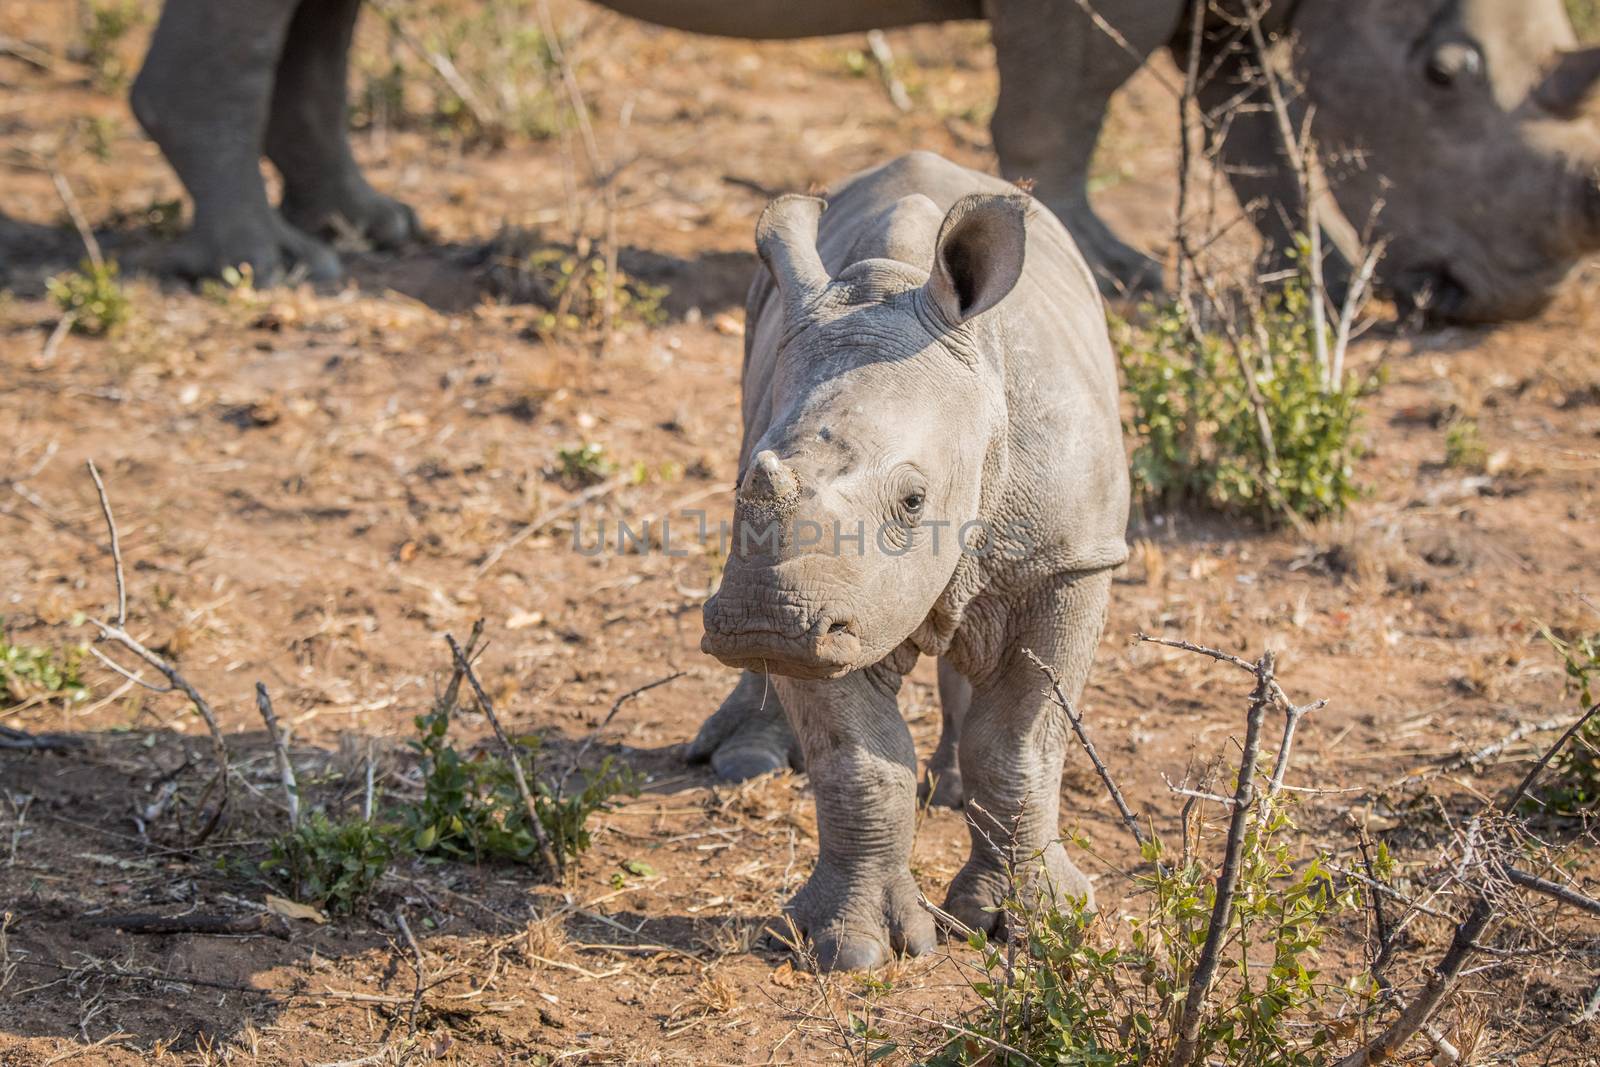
(700, 611, 864, 680)
(1389, 262, 1470, 322)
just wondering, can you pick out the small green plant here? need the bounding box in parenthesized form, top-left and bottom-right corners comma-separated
(1115, 284, 1371, 526)
(1, 631, 88, 708)
(406, 692, 637, 870)
(1535, 624, 1600, 812)
(555, 441, 613, 487)
(47, 259, 131, 336)
(81, 0, 146, 90)
(1443, 417, 1488, 471)
(528, 251, 668, 336)
(936, 801, 1370, 1066)
(361, 0, 561, 141)
(1569, 0, 1600, 41)
(261, 811, 396, 914)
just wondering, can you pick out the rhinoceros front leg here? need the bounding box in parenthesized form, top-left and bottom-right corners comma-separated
(266, 0, 421, 250)
(773, 665, 935, 970)
(919, 657, 969, 809)
(989, 0, 1174, 298)
(131, 0, 340, 281)
(686, 670, 801, 781)
(943, 568, 1112, 935)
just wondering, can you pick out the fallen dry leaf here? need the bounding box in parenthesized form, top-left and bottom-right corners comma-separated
(265, 894, 328, 924)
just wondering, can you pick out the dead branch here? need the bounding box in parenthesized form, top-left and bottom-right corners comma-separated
(84, 461, 229, 843)
(1331, 897, 1494, 1067)
(51, 171, 105, 271)
(1026, 649, 1154, 860)
(559, 669, 685, 797)
(1502, 701, 1600, 811)
(254, 683, 300, 830)
(0, 724, 81, 751)
(1502, 867, 1600, 918)
(83, 912, 291, 939)
(864, 30, 912, 112)
(394, 910, 426, 1030)
(446, 629, 562, 876)
(1168, 650, 1275, 1067)
(475, 474, 625, 578)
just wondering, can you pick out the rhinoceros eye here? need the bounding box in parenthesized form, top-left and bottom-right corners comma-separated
(902, 491, 925, 515)
(1425, 41, 1484, 88)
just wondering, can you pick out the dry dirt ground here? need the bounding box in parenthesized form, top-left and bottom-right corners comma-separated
(2, 2, 1600, 1064)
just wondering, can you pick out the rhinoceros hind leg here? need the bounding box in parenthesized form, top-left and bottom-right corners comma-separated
(686, 671, 801, 781)
(133, 0, 341, 282)
(266, 0, 421, 250)
(919, 658, 968, 809)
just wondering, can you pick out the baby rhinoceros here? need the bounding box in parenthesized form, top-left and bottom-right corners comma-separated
(699, 151, 1130, 969)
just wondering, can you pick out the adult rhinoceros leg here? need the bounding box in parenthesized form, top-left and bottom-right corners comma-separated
(1187, 45, 1352, 299)
(131, 0, 340, 281)
(919, 658, 969, 809)
(266, 0, 421, 251)
(773, 664, 935, 970)
(988, 0, 1177, 298)
(942, 568, 1111, 935)
(686, 670, 801, 781)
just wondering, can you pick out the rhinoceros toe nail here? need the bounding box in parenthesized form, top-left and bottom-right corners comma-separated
(811, 931, 887, 972)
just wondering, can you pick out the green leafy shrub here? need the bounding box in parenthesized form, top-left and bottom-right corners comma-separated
(555, 441, 613, 487)
(261, 812, 396, 914)
(1535, 625, 1600, 813)
(406, 695, 637, 871)
(1570, 0, 1600, 41)
(1114, 286, 1371, 526)
(935, 800, 1370, 1066)
(47, 260, 131, 336)
(1443, 418, 1488, 472)
(359, 0, 561, 141)
(1, 631, 88, 708)
(81, 0, 145, 90)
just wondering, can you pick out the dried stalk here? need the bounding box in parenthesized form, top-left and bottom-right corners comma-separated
(445, 630, 562, 876)
(84, 461, 229, 843)
(1167, 650, 1275, 1067)
(254, 683, 300, 830)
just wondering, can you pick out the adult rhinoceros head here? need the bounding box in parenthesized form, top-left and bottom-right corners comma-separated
(1295, 0, 1600, 321)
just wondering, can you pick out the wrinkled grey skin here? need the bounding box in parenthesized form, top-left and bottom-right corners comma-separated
(133, 0, 1600, 320)
(697, 151, 1129, 968)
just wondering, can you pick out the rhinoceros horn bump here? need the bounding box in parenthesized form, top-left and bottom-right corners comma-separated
(739, 450, 799, 506)
(1536, 46, 1600, 117)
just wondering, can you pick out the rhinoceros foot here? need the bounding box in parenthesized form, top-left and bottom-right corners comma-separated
(917, 764, 964, 810)
(781, 863, 935, 971)
(137, 209, 342, 286)
(942, 841, 1095, 939)
(281, 180, 421, 253)
(685, 671, 800, 782)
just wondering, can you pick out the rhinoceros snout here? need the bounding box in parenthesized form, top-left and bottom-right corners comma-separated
(701, 600, 861, 679)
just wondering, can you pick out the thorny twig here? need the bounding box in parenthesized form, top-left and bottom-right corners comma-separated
(83, 461, 229, 843)
(394, 910, 426, 1031)
(1168, 650, 1275, 1067)
(1025, 649, 1155, 868)
(445, 629, 562, 877)
(254, 683, 300, 830)
(559, 669, 685, 798)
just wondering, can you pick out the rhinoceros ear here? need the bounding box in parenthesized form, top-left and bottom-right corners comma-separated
(755, 195, 831, 305)
(1536, 46, 1600, 117)
(925, 193, 1029, 327)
